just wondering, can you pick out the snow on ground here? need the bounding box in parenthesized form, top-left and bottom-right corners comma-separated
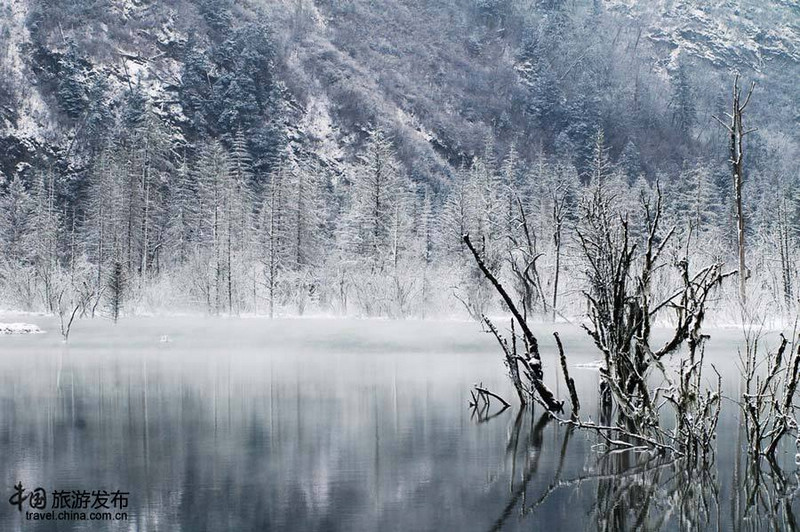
(0, 323, 43, 335)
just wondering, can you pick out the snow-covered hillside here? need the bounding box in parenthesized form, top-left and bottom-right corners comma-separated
(0, 0, 798, 320)
(607, 0, 800, 71)
(2, 0, 798, 183)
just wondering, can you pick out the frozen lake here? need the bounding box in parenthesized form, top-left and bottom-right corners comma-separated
(0, 316, 797, 530)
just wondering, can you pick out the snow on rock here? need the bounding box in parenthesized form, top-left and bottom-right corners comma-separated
(606, 0, 800, 72)
(4, 0, 53, 139)
(0, 323, 44, 335)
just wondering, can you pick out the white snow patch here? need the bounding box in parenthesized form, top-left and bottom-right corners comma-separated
(574, 360, 605, 371)
(299, 95, 345, 164)
(396, 107, 435, 143)
(0, 323, 44, 335)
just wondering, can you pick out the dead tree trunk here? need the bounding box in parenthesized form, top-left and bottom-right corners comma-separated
(740, 333, 800, 459)
(464, 181, 729, 457)
(551, 180, 570, 323)
(92, 204, 104, 318)
(578, 182, 729, 442)
(715, 74, 755, 306)
(463, 233, 563, 413)
(552, 217, 562, 323)
(777, 197, 793, 307)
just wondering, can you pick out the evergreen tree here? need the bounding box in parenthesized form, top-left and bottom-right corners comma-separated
(56, 42, 89, 121)
(179, 36, 213, 139)
(261, 161, 289, 318)
(83, 147, 123, 316)
(672, 59, 696, 137)
(29, 170, 63, 312)
(0, 172, 34, 263)
(618, 140, 643, 183)
(194, 140, 231, 313)
(566, 87, 603, 180)
(346, 129, 405, 269)
(107, 261, 124, 323)
(0, 173, 36, 308)
(165, 151, 200, 264)
(437, 166, 474, 259)
(284, 153, 327, 275)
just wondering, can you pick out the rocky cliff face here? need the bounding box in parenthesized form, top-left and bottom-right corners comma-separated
(608, 0, 800, 69)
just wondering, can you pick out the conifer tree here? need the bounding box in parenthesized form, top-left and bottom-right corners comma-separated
(194, 140, 231, 314)
(0, 173, 36, 308)
(107, 261, 124, 323)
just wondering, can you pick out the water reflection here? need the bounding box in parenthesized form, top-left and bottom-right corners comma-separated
(490, 410, 554, 531)
(732, 449, 800, 531)
(482, 401, 799, 531)
(0, 318, 797, 531)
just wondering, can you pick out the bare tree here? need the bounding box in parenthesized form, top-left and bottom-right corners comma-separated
(578, 182, 732, 452)
(463, 233, 563, 412)
(506, 195, 546, 319)
(55, 272, 92, 342)
(739, 330, 800, 460)
(464, 181, 733, 459)
(714, 74, 756, 305)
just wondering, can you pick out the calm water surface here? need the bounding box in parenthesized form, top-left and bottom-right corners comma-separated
(0, 316, 797, 531)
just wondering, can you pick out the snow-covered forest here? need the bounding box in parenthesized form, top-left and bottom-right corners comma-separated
(1, 0, 799, 320)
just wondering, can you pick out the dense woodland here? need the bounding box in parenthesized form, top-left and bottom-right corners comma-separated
(1, 0, 799, 321)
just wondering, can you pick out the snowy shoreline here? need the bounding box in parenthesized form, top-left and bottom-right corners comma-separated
(0, 323, 44, 335)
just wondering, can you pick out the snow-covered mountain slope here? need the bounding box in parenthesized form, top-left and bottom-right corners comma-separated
(0, 0, 798, 187)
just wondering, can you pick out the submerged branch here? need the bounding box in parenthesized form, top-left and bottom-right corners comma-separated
(473, 385, 511, 409)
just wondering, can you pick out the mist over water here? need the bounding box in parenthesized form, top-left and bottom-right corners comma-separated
(0, 317, 797, 531)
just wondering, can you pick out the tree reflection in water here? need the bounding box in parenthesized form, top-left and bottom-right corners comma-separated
(482, 406, 799, 531)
